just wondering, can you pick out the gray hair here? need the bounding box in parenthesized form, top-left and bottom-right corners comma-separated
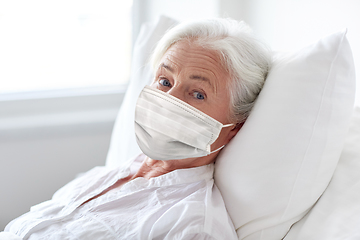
(151, 18, 272, 123)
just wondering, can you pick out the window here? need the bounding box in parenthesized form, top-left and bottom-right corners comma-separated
(0, 0, 132, 94)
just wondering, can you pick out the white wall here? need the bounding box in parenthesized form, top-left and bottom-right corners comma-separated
(132, 0, 220, 43)
(0, 127, 111, 229)
(0, 92, 123, 230)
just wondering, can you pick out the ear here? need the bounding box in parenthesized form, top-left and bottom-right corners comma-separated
(224, 122, 243, 145)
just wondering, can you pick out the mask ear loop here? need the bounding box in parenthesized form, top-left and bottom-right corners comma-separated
(208, 123, 235, 155)
(209, 145, 226, 154)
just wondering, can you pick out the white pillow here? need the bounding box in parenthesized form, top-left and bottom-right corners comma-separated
(105, 16, 178, 168)
(214, 30, 356, 240)
(284, 106, 360, 239)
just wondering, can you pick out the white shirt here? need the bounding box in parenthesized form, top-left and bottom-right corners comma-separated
(4, 155, 238, 240)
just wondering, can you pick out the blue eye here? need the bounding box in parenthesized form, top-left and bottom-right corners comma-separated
(159, 79, 171, 87)
(193, 91, 205, 100)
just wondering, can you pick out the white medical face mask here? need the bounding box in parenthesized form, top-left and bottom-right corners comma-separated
(134, 86, 234, 160)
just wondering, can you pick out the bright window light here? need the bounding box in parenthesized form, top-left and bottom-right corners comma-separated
(0, 0, 132, 94)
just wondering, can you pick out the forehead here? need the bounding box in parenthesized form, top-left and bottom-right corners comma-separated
(159, 40, 229, 81)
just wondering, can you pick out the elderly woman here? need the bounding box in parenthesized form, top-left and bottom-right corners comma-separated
(2, 18, 271, 240)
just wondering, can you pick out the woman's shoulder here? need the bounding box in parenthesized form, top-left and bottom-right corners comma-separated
(150, 180, 237, 240)
(0, 231, 22, 240)
(52, 166, 111, 200)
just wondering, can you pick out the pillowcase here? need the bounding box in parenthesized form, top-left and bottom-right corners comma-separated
(105, 16, 178, 168)
(284, 106, 360, 239)
(214, 30, 356, 240)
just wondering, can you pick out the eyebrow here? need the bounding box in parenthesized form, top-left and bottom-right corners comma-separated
(160, 63, 215, 92)
(160, 63, 174, 72)
(189, 75, 215, 93)
(189, 75, 210, 82)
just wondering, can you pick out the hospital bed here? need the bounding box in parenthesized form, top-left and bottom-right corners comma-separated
(105, 16, 360, 239)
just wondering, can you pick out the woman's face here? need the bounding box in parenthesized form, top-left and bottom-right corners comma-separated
(151, 40, 239, 159)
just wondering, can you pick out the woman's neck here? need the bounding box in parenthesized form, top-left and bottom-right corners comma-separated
(131, 153, 218, 180)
